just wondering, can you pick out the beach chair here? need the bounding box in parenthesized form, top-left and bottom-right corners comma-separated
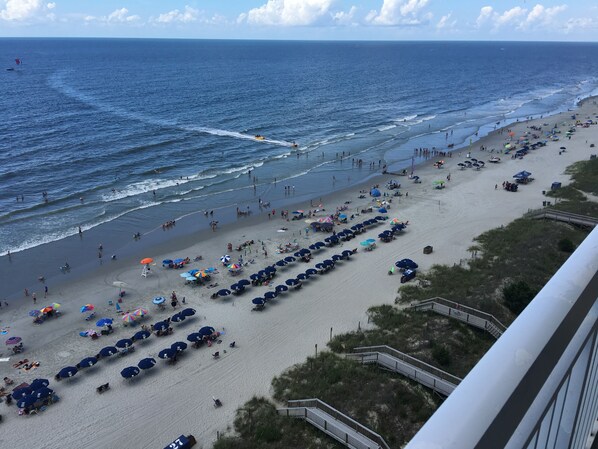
(96, 383, 110, 394)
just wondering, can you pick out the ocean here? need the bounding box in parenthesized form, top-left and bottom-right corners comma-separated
(1, 39, 598, 297)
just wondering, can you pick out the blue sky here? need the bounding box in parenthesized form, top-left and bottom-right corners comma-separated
(0, 0, 596, 41)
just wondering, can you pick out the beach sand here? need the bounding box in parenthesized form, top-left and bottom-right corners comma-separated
(1, 99, 597, 448)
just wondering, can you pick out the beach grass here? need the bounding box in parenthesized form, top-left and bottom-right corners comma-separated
(397, 217, 588, 323)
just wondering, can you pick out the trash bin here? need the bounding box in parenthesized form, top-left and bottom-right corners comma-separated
(423, 245, 433, 254)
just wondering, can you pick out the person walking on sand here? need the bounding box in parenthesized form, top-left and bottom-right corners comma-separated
(32, 292, 37, 304)
(44, 285, 48, 298)
(24, 288, 29, 297)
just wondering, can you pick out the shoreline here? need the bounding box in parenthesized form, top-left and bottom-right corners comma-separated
(2, 88, 596, 301)
(0, 97, 597, 449)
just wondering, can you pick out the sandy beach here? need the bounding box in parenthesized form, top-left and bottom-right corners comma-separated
(1, 99, 597, 448)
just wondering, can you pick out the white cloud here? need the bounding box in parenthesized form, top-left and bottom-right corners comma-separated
(240, 0, 334, 26)
(563, 17, 598, 33)
(436, 12, 456, 30)
(156, 5, 199, 24)
(107, 8, 140, 23)
(1, 0, 42, 20)
(46, 2, 55, 10)
(366, 0, 430, 26)
(333, 6, 357, 26)
(522, 4, 566, 29)
(476, 4, 568, 31)
(476, 6, 493, 28)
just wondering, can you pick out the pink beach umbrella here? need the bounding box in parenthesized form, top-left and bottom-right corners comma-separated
(133, 308, 149, 317)
(122, 313, 136, 324)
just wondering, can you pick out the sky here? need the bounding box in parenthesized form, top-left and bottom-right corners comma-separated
(0, 0, 596, 41)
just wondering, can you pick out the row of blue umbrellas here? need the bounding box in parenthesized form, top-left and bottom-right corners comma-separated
(13, 381, 55, 408)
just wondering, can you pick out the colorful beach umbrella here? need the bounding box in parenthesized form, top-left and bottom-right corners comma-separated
(40, 306, 53, 314)
(140, 258, 153, 265)
(220, 255, 231, 264)
(51, 303, 61, 309)
(122, 313, 136, 324)
(227, 263, 242, 271)
(80, 304, 94, 313)
(133, 307, 149, 317)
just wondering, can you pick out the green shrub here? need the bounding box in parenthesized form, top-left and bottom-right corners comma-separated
(557, 238, 575, 253)
(431, 344, 451, 367)
(503, 281, 537, 315)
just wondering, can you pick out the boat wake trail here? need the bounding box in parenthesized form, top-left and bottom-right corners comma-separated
(48, 71, 294, 148)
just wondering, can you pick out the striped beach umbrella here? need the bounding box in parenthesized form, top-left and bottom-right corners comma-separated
(133, 307, 149, 317)
(80, 304, 94, 313)
(122, 313, 136, 324)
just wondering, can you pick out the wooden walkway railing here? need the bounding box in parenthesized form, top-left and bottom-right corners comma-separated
(277, 398, 391, 449)
(530, 208, 598, 229)
(349, 345, 461, 397)
(410, 296, 507, 339)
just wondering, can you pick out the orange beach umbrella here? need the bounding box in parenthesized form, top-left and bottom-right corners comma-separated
(140, 258, 153, 265)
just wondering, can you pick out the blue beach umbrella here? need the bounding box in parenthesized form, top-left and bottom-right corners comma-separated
(30, 379, 49, 390)
(285, 278, 300, 286)
(32, 387, 53, 399)
(29, 309, 41, 317)
(306, 268, 318, 275)
(264, 266, 276, 274)
(152, 296, 166, 305)
(217, 289, 231, 297)
(275, 260, 287, 267)
(138, 358, 157, 370)
(158, 348, 176, 360)
(96, 318, 113, 327)
(199, 326, 215, 336)
(121, 366, 140, 379)
(264, 291, 278, 300)
(171, 313, 185, 323)
(181, 308, 196, 317)
(186, 333, 202, 343)
(173, 258, 185, 264)
(116, 338, 133, 349)
(133, 330, 151, 341)
(332, 254, 343, 261)
(58, 366, 78, 379)
(370, 188, 381, 197)
(237, 279, 251, 286)
(153, 321, 169, 331)
(12, 387, 33, 399)
(99, 346, 118, 357)
(275, 285, 288, 293)
(296, 273, 309, 281)
(171, 341, 188, 352)
(342, 250, 353, 258)
(252, 298, 265, 306)
(79, 357, 98, 368)
(17, 395, 37, 409)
